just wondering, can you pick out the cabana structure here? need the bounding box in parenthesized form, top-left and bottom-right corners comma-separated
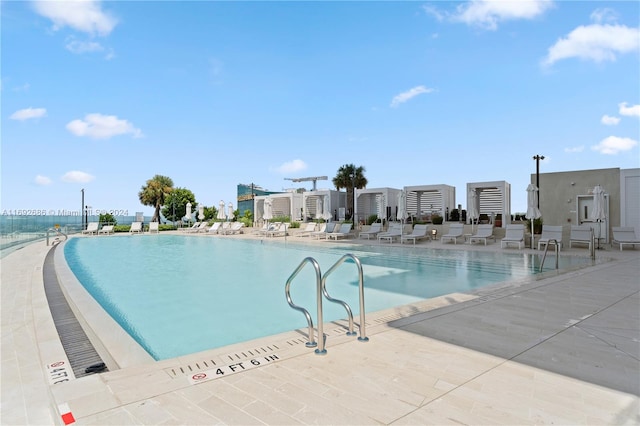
(466, 181, 511, 228)
(301, 190, 347, 222)
(355, 187, 401, 225)
(254, 191, 304, 224)
(403, 184, 456, 222)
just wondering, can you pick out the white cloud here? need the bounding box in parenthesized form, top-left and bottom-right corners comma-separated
(390, 86, 434, 108)
(32, 0, 117, 36)
(66, 113, 143, 139)
(65, 39, 104, 54)
(601, 115, 620, 125)
(34, 175, 52, 185)
(564, 146, 584, 153)
(272, 159, 308, 174)
(591, 136, 638, 154)
(590, 8, 619, 25)
(446, 0, 554, 30)
(10, 107, 47, 121)
(619, 102, 640, 118)
(61, 171, 95, 183)
(542, 23, 640, 66)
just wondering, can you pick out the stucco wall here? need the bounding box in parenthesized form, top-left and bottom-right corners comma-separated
(534, 168, 621, 242)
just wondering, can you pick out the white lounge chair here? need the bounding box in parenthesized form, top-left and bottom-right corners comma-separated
(378, 223, 403, 243)
(359, 223, 383, 240)
(98, 224, 114, 235)
(148, 222, 159, 234)
(401, 224, 430, 245)
(221, 222, 244, 235)
(296, 222, 317, 237)
(82, 222, 99, 235)
(258, 222, 281, 236)
(266, 222, 289, 237)
(441, 223, 464, 244)
(611, 227, 640, 251)
(310, 223, 328, 239)
(501, 224, 525, 249)
(208, 222, 222, 233)
(181, 222, 200, 232)
(569, 225, 593, 251)
(326, 223, 353, 240)
(537, 225, 563, 251)
(468, 224, 495, 245)
(129, 222, 142, 234)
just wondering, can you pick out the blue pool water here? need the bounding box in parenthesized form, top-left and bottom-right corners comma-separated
(64, 235, 588, 360)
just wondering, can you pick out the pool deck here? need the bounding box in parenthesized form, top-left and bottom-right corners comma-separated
(1, 230, 639, 425)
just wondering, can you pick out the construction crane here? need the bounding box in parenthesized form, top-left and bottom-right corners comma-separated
(284, 176, 328, 191)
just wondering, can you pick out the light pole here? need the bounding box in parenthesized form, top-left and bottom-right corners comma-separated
(533, 155, 545, 208)
(351, 172, 356, 223)
(81, 188, 85, 230)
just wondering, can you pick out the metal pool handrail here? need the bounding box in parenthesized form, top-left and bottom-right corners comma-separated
(539, 239, 559, 272)
(285, 257, 326, 354)
(322, 254, 368, 342)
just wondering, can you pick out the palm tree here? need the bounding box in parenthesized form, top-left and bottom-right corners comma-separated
(139, 175, 174, 223)
(332, 164, 367, 221)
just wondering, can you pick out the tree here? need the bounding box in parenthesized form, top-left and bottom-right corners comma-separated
(139, 175, 174, 223)
(332, 164, 367, 221)
(161, 187, 196, 224)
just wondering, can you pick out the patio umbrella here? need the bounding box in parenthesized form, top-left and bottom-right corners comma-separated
(590, 185, 606, 249)
(227, 202, 233, 221)
(377, 193, 386, 223)
(397, 190, 407, 234)
(468, 188, 479, 233)
(184, 202, 193, 224)
(263, 197, 273, 222)
(525, 184, 541, 249)
(198, 205, 205, 221)
(315, 197, 323, 220)
(322, 195, 332, 221)
(217, 200, 227, 221)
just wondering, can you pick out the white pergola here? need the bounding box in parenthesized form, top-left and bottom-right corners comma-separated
(301, 190, 347, 222)
(253, 192, 304, 223)
(466, 181, 511, 228)
(355, 187, 402, 224)
(403, 184, 456, 222)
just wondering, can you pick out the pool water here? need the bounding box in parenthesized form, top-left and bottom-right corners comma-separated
(64, 235, 588, 360)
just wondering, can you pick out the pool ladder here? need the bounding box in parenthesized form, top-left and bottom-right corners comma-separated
(285, 254, 368, 355)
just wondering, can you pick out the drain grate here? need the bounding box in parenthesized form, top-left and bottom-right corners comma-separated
(43, 246, 107, 379)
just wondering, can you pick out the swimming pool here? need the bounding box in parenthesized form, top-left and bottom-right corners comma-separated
(63, 235, 589, 360)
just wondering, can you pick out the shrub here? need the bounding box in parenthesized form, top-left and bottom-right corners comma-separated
(432, 215, 443, 224)
(449, 209, 460, 222)
(367, 214, 379, 225)
(289, 221, 300, 229)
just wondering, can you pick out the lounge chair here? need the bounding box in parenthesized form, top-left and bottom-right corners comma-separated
(401, 224, 430, 245)
(219, 222, 232, 234)
(501, 224, 525, 249)
(468, 224, 495, 245)
(208, 222, 222, 233)
(309, 223, 328, 239)
(441, 223, 464, 244)
(326, 223, 353, 240)
(378, 223, 403, 243)
(296, 222, 317, 237)
(358, 223, 383, 240)
(181, 222, 200, 232)
(611, 227, 640, 251)
(221, 222, 244, 235)
(191, 222, 210, 233)
(569, 225, 593, 251)
(266, 222, 289, 237)
(82, 222, 99, 235)
(258, 222, 281, 236)
(537, 225, 563, 251)
(129, 222, 142, 234)
(98, 225, 114, 235)
(148, 222, 159, 234)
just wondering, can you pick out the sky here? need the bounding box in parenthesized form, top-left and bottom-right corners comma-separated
(2, 0, 639, 217)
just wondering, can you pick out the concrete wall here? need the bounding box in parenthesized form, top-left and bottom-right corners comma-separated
(534, 168, 620, 242)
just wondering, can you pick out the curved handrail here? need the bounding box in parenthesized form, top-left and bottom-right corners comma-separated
(322, 254, 368, 342)
(539, 239, 559, 272)
(285, 257, 326, 353)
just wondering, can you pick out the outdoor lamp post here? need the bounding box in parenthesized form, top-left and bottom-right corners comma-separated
(351, 172, 356, 222)
(81, 188, 85, 230)
(533, 155, 545, 208)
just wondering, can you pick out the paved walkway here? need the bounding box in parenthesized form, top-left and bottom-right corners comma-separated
(1, 234, 639, 425)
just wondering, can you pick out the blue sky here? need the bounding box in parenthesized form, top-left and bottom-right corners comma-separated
(2, 0, 639, 217)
